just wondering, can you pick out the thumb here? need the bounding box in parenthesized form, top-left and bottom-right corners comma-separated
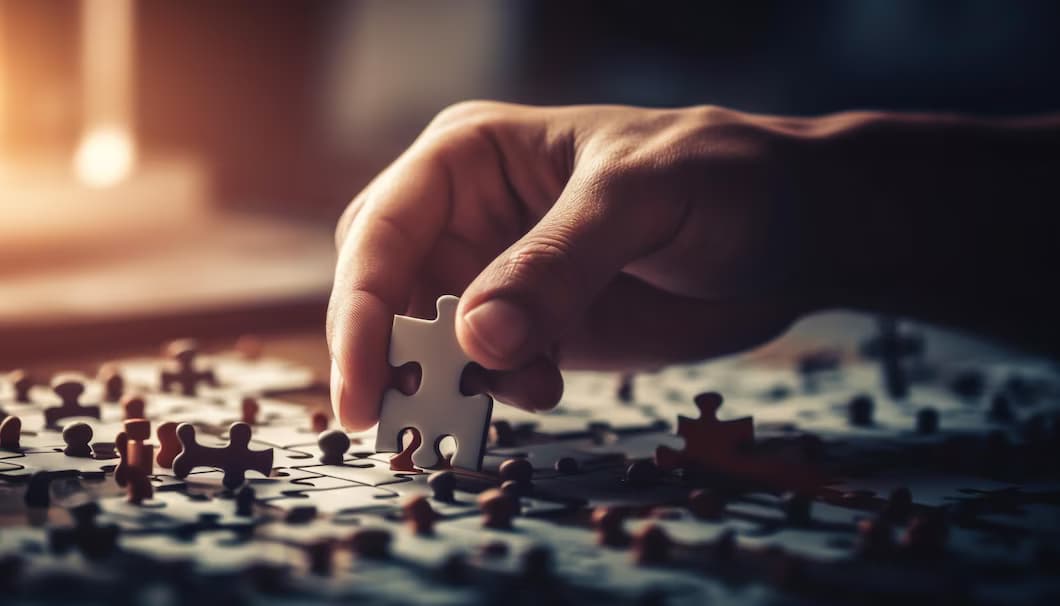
(456, 166, 683, 370)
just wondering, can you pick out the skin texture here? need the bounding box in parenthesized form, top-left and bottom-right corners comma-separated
(327, 102, 1060, 431)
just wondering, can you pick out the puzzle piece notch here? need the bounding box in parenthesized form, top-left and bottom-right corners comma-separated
(375, 295, 493, 471)
(173, 422, 273, 489)
(655, 392, 824, 491)
(43, 375, 101, 428)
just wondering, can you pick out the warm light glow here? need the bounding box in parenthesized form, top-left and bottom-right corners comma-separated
(0, 2, 7, 168)
(73, 126, 135, 188)
(74, 0, 135, 187)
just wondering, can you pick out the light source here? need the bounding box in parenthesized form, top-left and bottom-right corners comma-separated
(72, 0, 136, 188)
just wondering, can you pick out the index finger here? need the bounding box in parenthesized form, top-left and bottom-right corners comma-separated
(327, 144, 454, 430)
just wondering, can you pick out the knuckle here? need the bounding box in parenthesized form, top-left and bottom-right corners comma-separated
(420, 117, 513, 172)
(334, 193, 366, 247)
(430, 100, 507, 130)
(502, 233, 582, 295)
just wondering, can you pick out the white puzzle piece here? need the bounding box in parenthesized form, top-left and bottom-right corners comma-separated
(375, 295, 492, 470)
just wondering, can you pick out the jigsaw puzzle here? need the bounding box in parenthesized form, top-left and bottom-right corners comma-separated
(0, 311, 1059, 605)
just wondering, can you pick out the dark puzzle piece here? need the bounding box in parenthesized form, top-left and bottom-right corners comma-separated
(97, 364, 124, 403)
(61, 422, 93, 457)
(632, 523, 671, 565)
(172, 422, 273, 489)
(160, 339, 218, 396)
(43, 375, 100, 429)
(9, 369, 35, 403)
(654, 392, 824, 491)
(427, 470, 456, 503)
(848, 394, 874, 427)
(24, 471, 54, 509)
(478, 488, 515, 530)
(235, 485, 255, 517)
(317, 429, 350, 465)
(0, 416, 21, 451)
(49, 502, 120, 560)
(125, 465, 154, 504)
(402, 495, 437, 535)
(122, 395, 145, 420)
(860, 316, 924, 399)
(241, 397, 260, 425)
(655, 392, 753, 472)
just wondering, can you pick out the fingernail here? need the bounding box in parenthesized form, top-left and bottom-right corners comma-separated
(464, 299, 530, 361)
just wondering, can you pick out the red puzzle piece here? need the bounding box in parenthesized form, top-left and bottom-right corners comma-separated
(655, 392, 824, 491)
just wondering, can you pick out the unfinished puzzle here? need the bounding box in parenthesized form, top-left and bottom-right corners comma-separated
(0, 311, 1058, 605)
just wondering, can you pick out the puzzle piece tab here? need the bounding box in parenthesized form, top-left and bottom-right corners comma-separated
(375, 295, 493, 471)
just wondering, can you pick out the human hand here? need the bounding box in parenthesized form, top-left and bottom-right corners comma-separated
(328, 101, 819, 430)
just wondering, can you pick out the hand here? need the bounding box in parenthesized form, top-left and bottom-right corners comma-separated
(328, 101, 818, 430)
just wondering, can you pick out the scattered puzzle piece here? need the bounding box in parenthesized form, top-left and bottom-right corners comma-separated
(172, 422, 274, 489)
(655, 392, 825, 491)
(160, 340, 219, 396)
(1, 320, 1059, 605)
(43, 375, 101, 428)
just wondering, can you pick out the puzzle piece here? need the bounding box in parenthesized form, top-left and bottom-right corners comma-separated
(375, 295, 493, 471)
(3, 316, 1060, 604)
(655, 392, 824, 491)
(172, 422, 274, 489)
(655, 392, 754, 471)
(42, 375, 101, 428)
(4, 369, 36, 403)
(160, 339, 219, 396)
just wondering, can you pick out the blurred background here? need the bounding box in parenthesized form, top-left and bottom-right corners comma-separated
(2, 0, 1059, 361)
